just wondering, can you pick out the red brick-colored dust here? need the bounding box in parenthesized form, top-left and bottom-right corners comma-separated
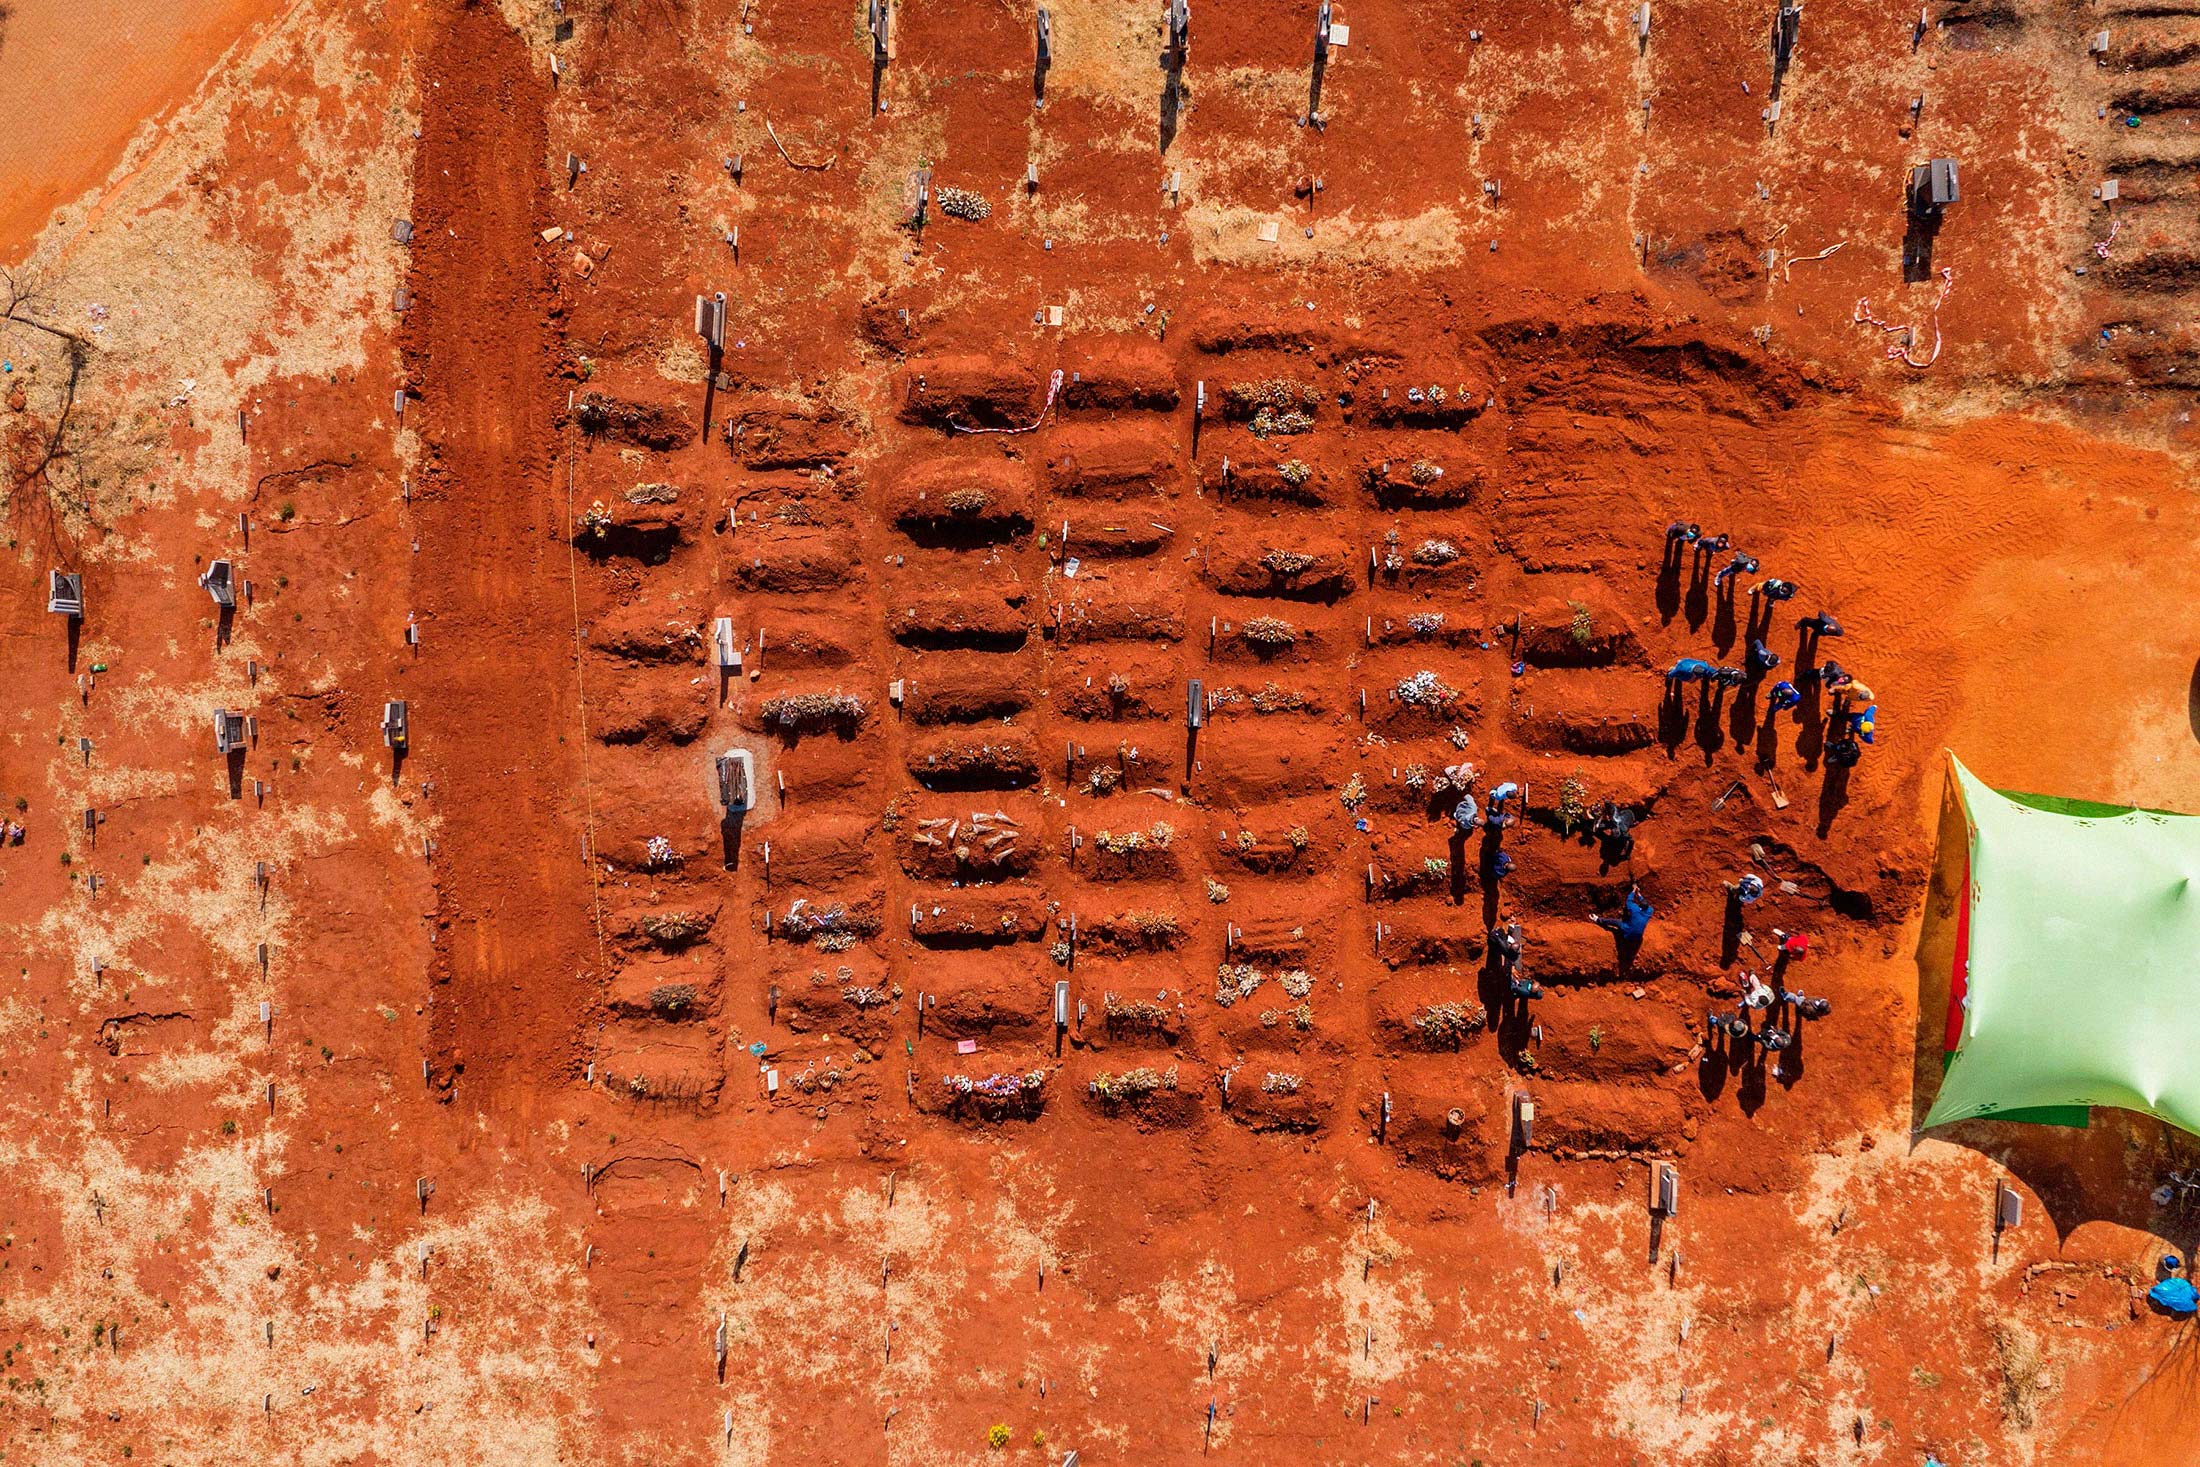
(6, 1, 2200, 1463)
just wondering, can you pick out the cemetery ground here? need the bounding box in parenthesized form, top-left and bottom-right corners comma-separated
(4, 0, 2200, 1463)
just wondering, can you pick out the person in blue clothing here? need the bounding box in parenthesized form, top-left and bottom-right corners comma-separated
(1486, 781, 1520, 828)
(1766, 679, 1801, 713)
(2148, 1271, 2198, 1316)
(1668, 657, 1715, 682)
(1594, 885, 1655, 941)
(1745, 638, 1781, 677)
(1666, 521, 1701, 544)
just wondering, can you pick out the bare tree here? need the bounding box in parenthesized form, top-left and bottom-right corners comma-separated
(2, 264, 96, 541)
(1, 267, 92, 490)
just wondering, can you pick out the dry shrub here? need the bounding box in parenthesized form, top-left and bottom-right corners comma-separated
(1992, 1321, 2054, 1430)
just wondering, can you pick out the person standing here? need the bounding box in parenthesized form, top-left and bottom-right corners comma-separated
(1715, 551, 1759, 587)
(1591, 803, 1637, 858)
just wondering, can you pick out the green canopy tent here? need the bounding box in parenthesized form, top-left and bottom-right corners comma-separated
(1926, 756, 2200, 1136)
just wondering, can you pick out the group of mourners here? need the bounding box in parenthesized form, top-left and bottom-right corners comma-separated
(1432, 764, 1558, 1002)
(1468, 793, 1651, 1006)
(1703, 874, 1832, 1060)
(1662, 523, 1878, 770)
(1664, 523, 1853, 1059)
(1425, 521, 1850, 1068)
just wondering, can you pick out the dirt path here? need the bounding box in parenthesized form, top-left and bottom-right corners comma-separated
(402, 0, 593, 1106)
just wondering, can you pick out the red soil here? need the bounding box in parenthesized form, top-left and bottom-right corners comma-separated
(5, 1, 2200, 1463)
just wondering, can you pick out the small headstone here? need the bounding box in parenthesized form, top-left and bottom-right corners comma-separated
(213, 709, 249, 755)
(694, 292, 728, 350)
(869, 0, 890, 62)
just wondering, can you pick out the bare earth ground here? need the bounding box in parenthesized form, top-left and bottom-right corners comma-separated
(4, 1, 2200, 1463)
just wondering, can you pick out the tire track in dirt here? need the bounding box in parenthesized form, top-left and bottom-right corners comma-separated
(402, 0, 594, 1102)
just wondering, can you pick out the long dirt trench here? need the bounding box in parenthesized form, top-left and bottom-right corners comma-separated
(405, 1, 594, 1100)
(399, 3, 730, 1441)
